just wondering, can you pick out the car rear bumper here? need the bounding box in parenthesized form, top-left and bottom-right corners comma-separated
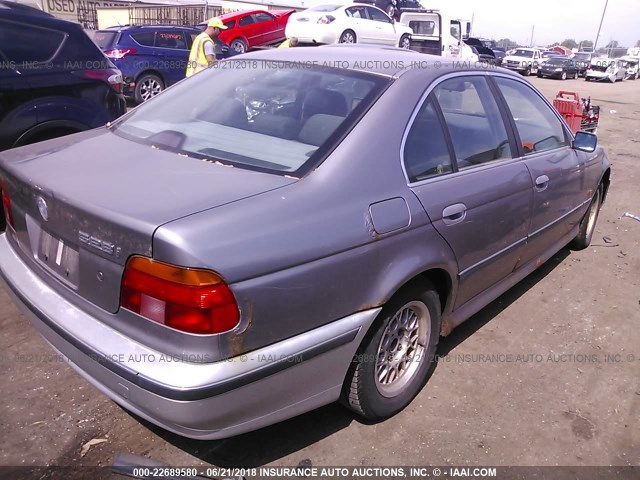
(0, 233, 379, 439)
(285, 24, 338, 44)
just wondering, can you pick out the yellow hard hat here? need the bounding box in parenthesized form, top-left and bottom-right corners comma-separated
(207, 18, 228, 29)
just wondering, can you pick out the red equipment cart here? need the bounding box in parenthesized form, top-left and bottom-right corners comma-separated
(553, 91, 600, 134)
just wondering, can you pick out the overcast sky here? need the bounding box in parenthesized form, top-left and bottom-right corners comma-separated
(428, 0, 639, 48)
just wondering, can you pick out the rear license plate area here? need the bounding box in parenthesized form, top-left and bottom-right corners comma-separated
(38, 230, 80, 287)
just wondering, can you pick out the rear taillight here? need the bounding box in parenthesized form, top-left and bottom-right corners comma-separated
(104, 48, 137, 59)
(317, 15, 335, 24)
(72, 68, 123, 93)
(120, 256, 240, 335)
(1, 179, 14, 230)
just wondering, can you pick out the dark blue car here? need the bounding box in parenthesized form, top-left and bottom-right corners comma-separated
(94, 25, 204, 104)
(0, 1, 125, 152)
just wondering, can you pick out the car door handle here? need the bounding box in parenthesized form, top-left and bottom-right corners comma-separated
(535, 175, 550, 191)
(442, 203, 467, 225)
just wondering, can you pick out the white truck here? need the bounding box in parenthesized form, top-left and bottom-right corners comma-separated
(398, 9, 477, 61)
(502, 47, 542, 76)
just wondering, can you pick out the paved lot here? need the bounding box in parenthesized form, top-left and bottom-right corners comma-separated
(1, 74, 639, 473)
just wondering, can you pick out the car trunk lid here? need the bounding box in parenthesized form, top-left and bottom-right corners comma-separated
(0, 129, 296, 313)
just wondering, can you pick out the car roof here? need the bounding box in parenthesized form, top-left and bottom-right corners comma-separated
(218, 9, 270, 20)
(101, 24, 200, 32)
(231, 44, 523, 79)
(0, 0, 52, 16)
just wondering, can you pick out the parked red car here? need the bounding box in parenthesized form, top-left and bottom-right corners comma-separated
(198, 10, 296, 53)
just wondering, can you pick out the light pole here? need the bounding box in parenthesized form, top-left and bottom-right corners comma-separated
(593, 0, 609, 52)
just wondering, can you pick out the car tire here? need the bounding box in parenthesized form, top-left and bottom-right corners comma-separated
(569, 185, 602, 251)
(230, 38, 247, 54)
(399, 34, 411, 49)
(523, 67, 531, 76)
(342, 281, 441, 420)
(537, 72, 543, 78)
(134, 73, 164, 104)
(561, 71, 567, 80)
(339, 30, 357, 44)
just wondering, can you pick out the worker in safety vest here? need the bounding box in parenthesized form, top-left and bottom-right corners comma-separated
(185, 18, 228, 77)
(278, 37, 299, 48)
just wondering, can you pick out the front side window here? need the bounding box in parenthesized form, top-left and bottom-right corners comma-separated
(403, 97, 453, 182)
(112, 63, 388, 175)
(494, 77, 569, 155)
(434, 76, 512, 169)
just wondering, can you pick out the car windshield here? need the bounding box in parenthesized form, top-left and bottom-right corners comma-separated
(513, 49, 534, 58)
(309, 4, 341, 11)
(112, 62, 388, 175)
(547, 58, 567, 65)
(93, 30, 118, 49)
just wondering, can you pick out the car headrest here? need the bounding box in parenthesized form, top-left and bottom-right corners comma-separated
(298, 114, 345, 146)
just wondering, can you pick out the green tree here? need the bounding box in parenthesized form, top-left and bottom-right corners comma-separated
(579, 40, 593, 49)
(635, 39, 640, 47)
(561, 38, 578, 49)
(606, 40, 619, 48)
(497, 38, 518, 49)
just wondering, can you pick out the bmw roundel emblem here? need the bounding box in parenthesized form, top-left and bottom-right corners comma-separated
(37, 196, 49, 222)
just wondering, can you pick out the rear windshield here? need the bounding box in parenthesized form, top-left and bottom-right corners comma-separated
(574, 53, 591, 61)
(112, 62, 388, 175)
(93, 30, 118, 49)
(590, 59, 612, 71)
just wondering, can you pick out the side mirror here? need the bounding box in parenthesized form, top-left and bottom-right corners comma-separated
(573, 131, 597, 153)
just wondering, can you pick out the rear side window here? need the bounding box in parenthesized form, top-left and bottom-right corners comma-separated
(366, 7, 391, 22)
(345, 6, 367, 18)
(131, 31, 155, 46)
(404, 97, 453, 182)
(494, 77, 569, 155)
(253, 13, 273, 23)
(409, 20, 435, 35)
(434, 76, 512, 169)
(0, 20, 66, 63)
